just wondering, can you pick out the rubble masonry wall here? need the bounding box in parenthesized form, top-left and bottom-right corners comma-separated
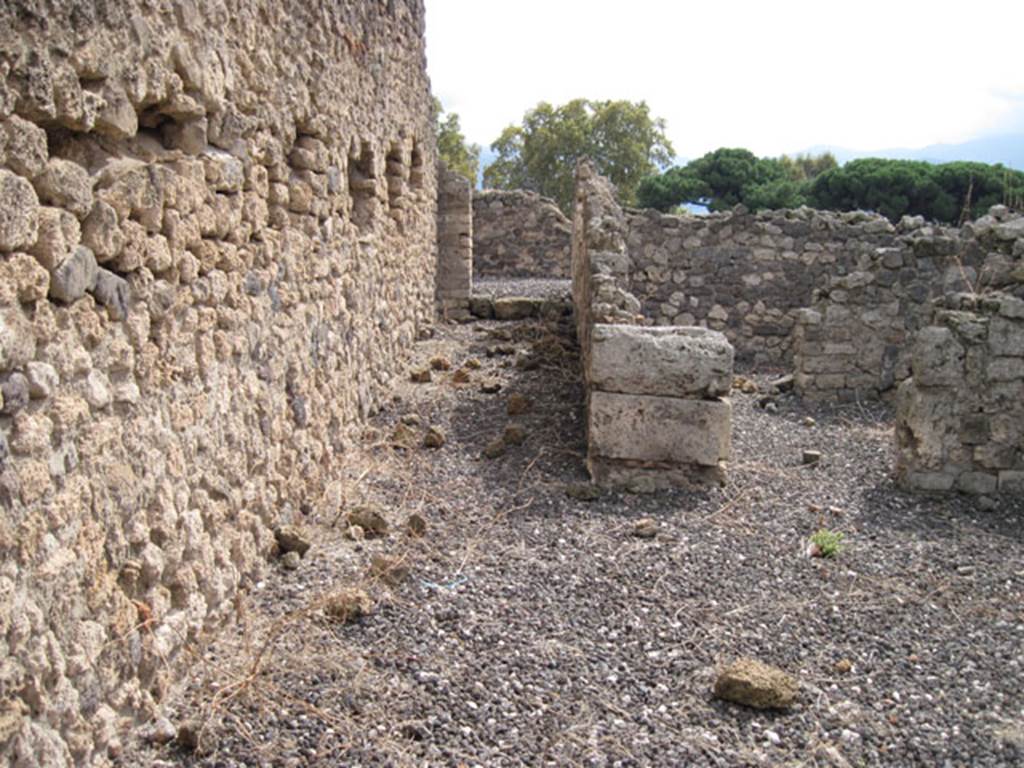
(473, 189, 572, 279)
(0, 1, 434, 764)
(623, 206, 933, 364)
(896, 290, 1024, 495)
(793, 209, 1023, 400)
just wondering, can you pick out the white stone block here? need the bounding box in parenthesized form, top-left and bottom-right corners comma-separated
(588, 391, 731, 467)
(590, 324, 733, 397)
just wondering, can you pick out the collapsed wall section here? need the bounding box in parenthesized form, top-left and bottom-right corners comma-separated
(473, 189, 572, 278)
(895, 291, 1024, 495)
(572, 162, 732, 489)
(0, 1, 434, 764)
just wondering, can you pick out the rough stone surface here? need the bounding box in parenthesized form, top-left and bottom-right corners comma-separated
(0, 307, 35, 371)
(0, 115, 48, 177)
(590, 324, 734, 397)
(0, 2, 436, 764)
(623, 206, 913, 364)
(494, 296, 543, 321)
(588, 391, 731, 468)
(1, 371, 30, 415)
(793, 209, 1022, 401)
(29, 206, 81, 270)
(896, 292, 1024, 495)
(714, 658, 799, 710)
(33, 158, 94, 218)
(0, 168, 39, 251)
(274, 526, 312, 557)
(436, 162, 472, 317)
(48, 245, 98, 304)
(473, 189, 571, 278)
(25, 361, 58, 399)
(92, 268, 130, 320)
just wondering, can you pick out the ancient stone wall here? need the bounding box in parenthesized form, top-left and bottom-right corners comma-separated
(623, 206, 915, 364)
(473, 189, 572, 278)
(436, 162, 472, 318)
(793, 209, 1023, 400)
(0, 1, 435, 764)
(572, 163, 732, 489)
(895, 290, 1024, 495)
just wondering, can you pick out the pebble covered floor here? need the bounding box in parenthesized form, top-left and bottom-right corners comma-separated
(127, 311, 1024, 768)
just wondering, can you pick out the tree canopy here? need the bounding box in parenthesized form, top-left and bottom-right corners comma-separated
(433, 98, 480, 185)
(637, 148, 1024, 224)
(807, 159, 1023, 223)
(778, 152, 838, 181)
(636, 148, 812, 213)
(482, 99, 674, 213)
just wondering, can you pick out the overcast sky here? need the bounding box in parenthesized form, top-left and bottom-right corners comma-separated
(425, 0, 1024, 160)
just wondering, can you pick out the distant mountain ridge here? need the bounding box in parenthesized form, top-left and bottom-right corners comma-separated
(799, 133, 1024, 171)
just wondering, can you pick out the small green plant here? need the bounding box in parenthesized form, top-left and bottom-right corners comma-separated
(809, 528, 844, 558)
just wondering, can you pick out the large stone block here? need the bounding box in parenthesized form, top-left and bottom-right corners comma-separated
(33, 158, 94, 218)
(0, 169, 40, 251)
(588, 391, 731, 467)
(911, 326, 964, 387)
(49, 245, 98, 303)
(895, 378, 957, 468)
(0, 307, 36, 371)
(1, 115, 49, 177)
(493, 296, 542, 320)
(589, 324, 733, 397)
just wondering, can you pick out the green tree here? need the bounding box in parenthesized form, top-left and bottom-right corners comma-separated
(806, 158, 1024, 223)
(639, 148, 1024, 223)
(636, 167, 708, 212)
(482, 99, 674, 213)
(778, 152, 838, 181)
(433, 98, 480, 184)
(637, 148, 796, 212)
(743, 177, 807, 210)
(685, 148, 788, 210)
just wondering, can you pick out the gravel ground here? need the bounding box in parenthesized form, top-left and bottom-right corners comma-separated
(472, 278, 571, 300)
(125, 312, 1024, 768)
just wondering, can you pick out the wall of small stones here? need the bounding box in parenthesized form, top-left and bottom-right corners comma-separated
(895, 290, 1024, 495)
(436, 162, 472, 318)
(572, 163, 733, 489)
(473, 189, 572, 279)
(0, 1, 435, 765)
(623, 206, 919, 364)
(793, 209, 1023, 400)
